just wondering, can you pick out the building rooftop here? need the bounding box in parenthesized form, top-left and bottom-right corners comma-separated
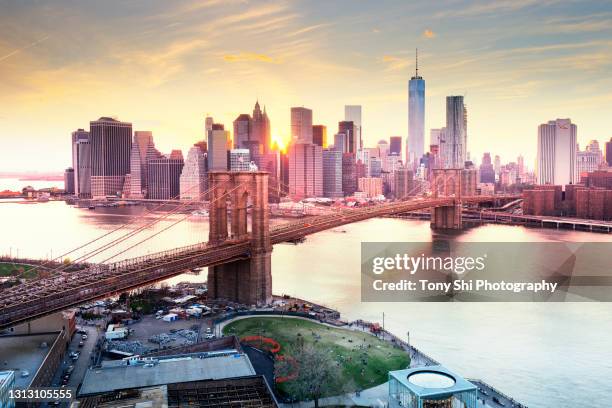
(79, 352, 256, 396)
(0, 333, 61, 388)
(389, 365, 477, 398)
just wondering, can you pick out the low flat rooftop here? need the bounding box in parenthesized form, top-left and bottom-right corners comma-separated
(0, 332, 60, 388)
(79, 352, 256, 396)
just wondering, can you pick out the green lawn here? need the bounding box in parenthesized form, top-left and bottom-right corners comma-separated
(223, 317, 410, 394)
(0, 262, 38, 279)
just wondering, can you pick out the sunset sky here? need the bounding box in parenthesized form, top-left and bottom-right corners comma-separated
(1, 0, 611, 172)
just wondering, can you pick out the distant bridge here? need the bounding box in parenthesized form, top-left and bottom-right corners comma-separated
(0, 170, 518, 330)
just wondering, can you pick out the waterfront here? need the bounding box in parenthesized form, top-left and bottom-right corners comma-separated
(1, 199, 612, 407)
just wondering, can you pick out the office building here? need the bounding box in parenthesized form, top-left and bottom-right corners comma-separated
(233, 114, 251, 150)
(407, 50, 425, 167)
(291, 107, 313, 144)
(287, 142, 322, 199)
(312, 125, 327, 147)
(480, 153, 495, 183)
(358, 177, 383, 198)
(90, 117, 132, 198)
(71, 128, 91, 198)
(230, 149, 251, 171)
(252, 101, 271, 153)
(586, 139, 603, 165)
(208, 124, 230, 171)
(537, 118, 577, 185)
(338, 121, 357, 154)
(333, 132, 349, 153)
(606, 138, 612, 167)
(148, 151, 184, 200)
(577, 147, 599, 177)
(440, 96, 467, 169)
(344, 105, 362, 153)
(342, 153, 357, 196)
(64, 167, 75, 194)
(370, 157, 382, 177)
(322, 148, 343, 198)
(389, 136, 402, 157)
(180, 144, 207, 201)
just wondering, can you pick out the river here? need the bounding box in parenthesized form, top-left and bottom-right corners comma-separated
(1, 197, 611, 407)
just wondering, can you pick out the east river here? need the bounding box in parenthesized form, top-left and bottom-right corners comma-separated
(1, 189, 612, 407)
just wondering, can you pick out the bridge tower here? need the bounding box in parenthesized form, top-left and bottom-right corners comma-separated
(431, 168, 463, 229)
(207, 171, 272, 306)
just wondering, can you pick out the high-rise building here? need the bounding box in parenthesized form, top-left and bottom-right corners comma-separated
(606, 138, 612, 167)
(90, 117, 132, 198)
(180, 144, 207, 201)
(370, 157, 382, 177)
(128, 131, 158, 199)
(494, 155, 501, 177)
(333, 132, 349, 153)
(312, 125, 327, 147)
(230, 149, 251, 171)
(342, 153, 357, 196)
(358, 177, 383, 198)
(344, 105, 362, 153)
(64, 168, 75, 194)
(322, 148, 343, 198)
(291, 107, 313, 144)
(287, 142, 322, 199)
(208, 125, 230, 171)
(517, 155, 525, 179)
(389, 136, 402, 157)
(441, 96, 467, 169)
(233, 114, 251, 150)
(252, 101, 271, 153)
(576, 147, 599, 178)
(479, 153, 495, 183)
(407, 50, 425, 167)
(338, 121, 357, 154)
(148, 150, 184, 200)
(586, 139, 603, 165)
(537, 119, 577, 185)
(71, 128, 91, 198)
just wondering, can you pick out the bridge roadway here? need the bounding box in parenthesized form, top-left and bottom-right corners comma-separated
(0, 195, 510, 330)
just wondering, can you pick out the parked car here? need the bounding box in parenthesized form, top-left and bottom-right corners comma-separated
(78, 341, 84, 348)
(204, 333, 215, 339)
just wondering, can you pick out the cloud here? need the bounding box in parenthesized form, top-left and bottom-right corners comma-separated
(381, 55, 410, 71)
(0, 35, 49, 63)
(223, 52, 282, 64)
(422, 29, 436, 39)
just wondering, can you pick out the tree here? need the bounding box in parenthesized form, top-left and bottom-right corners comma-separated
(276, 343, 343, 408)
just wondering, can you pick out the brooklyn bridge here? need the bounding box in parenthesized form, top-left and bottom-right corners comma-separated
(0, 170, 518, 330)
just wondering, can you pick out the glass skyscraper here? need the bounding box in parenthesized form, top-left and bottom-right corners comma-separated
(407, 50, 425, 167)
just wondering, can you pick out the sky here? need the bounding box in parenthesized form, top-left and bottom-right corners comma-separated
(1, 0, 611, 173)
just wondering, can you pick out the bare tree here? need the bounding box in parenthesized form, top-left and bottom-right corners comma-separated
(276, 343, 344, 408)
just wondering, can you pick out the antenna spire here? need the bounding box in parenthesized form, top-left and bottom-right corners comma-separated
(415, 48, 419, 77)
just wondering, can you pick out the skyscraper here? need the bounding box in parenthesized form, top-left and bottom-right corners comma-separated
(389, 136, 402, 157)
(606, 138, 612, 167)
(312, 125, 327, 147)
(342, 153, 357, 196)
(252, 101, 271, 153)
(233, 114, 251, 150)
(344, 105, 362, 153)
(291, 107, 313, 144)
(89, 117, 132, 198)
(208, 124, 230, 171)
(537, 118, 577, 185)
(71, 128, 91, 198)
(287, 142, 322, 199)
(323, 148, 343, 198)
(64, 168, 75, 194)
(180, 144, 207, 201)
(129, 131, 157, 198)
(407, 50, 425, 167)
(441, 96, 467, 169)
(148, 150, 184, 200)
(480, 153, 495, 183)
(338, 121, 357, 154)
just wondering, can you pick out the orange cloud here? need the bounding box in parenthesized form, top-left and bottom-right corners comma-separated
(223, 52, 282, 64)
(423, 29, 436, 39)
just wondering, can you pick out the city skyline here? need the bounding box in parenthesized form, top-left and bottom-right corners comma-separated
(1, 0, 612, 172)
